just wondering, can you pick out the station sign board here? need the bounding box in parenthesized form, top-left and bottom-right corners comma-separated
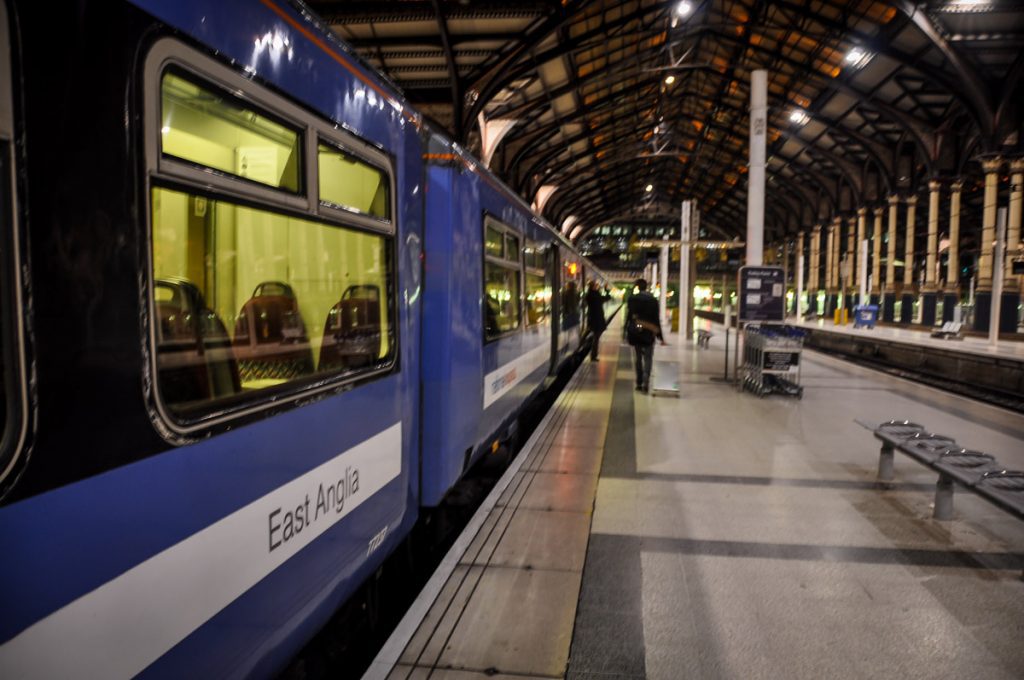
(764, 351, 800, 371)
(738, 265, 785, 323)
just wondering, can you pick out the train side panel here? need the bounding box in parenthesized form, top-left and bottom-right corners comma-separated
(474, 176, 551, 456)
(420, 154, 481, 506)
(420, 141, 556, 506)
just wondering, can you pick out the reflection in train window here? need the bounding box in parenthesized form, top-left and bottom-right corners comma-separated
(504, 234, 519, 260)
(523, 244, 545, 270)
(524, 241, 550, 328)
(160, 71, 302, 194)
(318, 142, 390, 220)
(483, 217, 522, 341)
(484, 263, 520, 338)
(150, 186, 393, 420)
(560, 258, 582, 331)
(485, 226, 503, 258)
(525, 273, 550, 327)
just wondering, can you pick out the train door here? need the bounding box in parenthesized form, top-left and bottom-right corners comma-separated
(561, 250, 583, 347)
(581, 264, 590, 339)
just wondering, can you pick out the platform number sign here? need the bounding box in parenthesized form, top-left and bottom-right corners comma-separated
(738, 266, 785, 323)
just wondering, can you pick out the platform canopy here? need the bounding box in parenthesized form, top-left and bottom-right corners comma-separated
(309, 0, 1024, 251)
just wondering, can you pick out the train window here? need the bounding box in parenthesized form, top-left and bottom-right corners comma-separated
(317, 142, 390, 220)
(160, 70, 303, 194)
(524, 242, 550, 327)
(485, 225, 504, 258)
(525, 274, 551, 326)
(484, 264, 520, 338)
(151, 186, 394, 422)
(483, 217, 522, 340)
(146, 41, 399, 431)
(560, 257, 582, 331)
(505, 234, 519, 259)
(524, 245, 546, 270)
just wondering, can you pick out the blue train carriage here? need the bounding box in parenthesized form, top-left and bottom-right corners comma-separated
(419, 133, 565, 505)
(0, 0, 424, 677)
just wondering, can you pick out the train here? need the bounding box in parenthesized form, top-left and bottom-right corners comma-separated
(0, 0, 617, 677)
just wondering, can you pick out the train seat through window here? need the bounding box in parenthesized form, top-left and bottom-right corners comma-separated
(154, 278, 241, 410)
(233, 281, 315, 385)
(319, 284, 382, 371)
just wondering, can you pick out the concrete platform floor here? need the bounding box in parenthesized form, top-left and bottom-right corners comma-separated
(570, 322, 1024, 680)
(370, 317, 1024, 680)
(369, 331, 619, 680)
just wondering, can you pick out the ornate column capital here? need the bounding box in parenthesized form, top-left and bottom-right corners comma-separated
(857, 207, 867, 217)
(950, 179, 964, 193)
(981, 157, 1003, 174)
(928, 179, 942, 192)
(887, 194, 900, 206)
(905, 194, 918, 207)
(873, 206, 885, 217)
(1009, 158, 1024, 174)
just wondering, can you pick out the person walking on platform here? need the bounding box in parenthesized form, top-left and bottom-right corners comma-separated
(585, 280, 607, 361)
(626, 278, 665, 393)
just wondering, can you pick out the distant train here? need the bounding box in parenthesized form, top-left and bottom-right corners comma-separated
(0, 0, 615, 676)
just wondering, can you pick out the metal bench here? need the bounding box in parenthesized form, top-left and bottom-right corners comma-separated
(697, 329, 712, 349)
(929, 321, 964, 340)
(863, 419, 1024, 578)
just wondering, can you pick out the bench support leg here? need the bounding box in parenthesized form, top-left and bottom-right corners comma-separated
(933, 474, 954, 521)
(878, 444, 894, 483)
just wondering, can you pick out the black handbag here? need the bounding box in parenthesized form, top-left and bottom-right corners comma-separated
(626, 318, 645, 346)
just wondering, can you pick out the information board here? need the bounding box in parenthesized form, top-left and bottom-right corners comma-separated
(738, 265, 785, 322)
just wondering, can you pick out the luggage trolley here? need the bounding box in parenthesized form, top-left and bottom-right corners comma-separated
(741, 324, 806, 398)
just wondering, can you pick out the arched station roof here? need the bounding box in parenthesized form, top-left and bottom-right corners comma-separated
(307, 0, 1024, 250)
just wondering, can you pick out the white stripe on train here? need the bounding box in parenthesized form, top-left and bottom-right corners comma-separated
(0, 423, 402, 679)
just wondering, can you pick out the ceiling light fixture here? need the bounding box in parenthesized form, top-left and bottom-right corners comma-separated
(645, 184, 654, 193)
(664, 75, 676, 85)
(673, 1, 693, 19)
(942, 0, 993, 13)
(844, 47, 872, 69)
(789, 110, 810, 126)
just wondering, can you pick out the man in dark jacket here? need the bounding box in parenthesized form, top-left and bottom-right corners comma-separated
(625, 278, 665, 392)
(585, 281, 607, 361)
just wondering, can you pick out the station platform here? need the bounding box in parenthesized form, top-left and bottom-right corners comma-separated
(793, 317, 1024, 362)
(787, 317, 1024, 404)
(367, 317, 1024, 680)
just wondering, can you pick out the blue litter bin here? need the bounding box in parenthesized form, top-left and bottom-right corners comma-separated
(853, 304, 878, 329)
